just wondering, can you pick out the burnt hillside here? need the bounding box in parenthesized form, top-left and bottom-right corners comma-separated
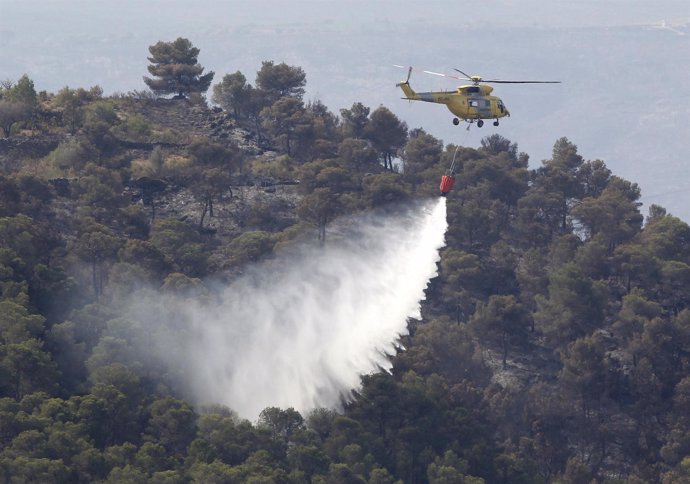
(2, 70, 690, 483)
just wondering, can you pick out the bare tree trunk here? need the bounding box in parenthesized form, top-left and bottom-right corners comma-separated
(199, 198, 209, 229)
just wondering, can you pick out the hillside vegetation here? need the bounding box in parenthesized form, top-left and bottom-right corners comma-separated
(2, 40, 690, 483)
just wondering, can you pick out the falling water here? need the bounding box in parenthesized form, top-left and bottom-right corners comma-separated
(163, 198, 448, 419)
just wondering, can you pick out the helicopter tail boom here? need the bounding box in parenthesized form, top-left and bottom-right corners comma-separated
(395, 65, 447, 103)
(396, 80, 421, 100)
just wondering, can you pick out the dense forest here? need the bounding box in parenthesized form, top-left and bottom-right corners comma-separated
(2, 37, 690, 483)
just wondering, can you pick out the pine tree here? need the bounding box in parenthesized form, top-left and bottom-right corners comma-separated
(143, 38, 214, 98)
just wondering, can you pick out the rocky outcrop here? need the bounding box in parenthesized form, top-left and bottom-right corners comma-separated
(128, 98, 261, 154)
(0, 133, 66, 171)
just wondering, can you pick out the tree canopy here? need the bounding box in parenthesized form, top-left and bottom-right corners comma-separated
(2, 61, 690, 483)
(143, 37, 214, 98)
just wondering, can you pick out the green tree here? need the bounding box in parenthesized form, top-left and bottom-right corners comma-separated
(0, 100, 30, 137)
(71, 164, 127, 222)
(48, 138, 90, 172)
(5, 74, 38, 108)
(134, 441, 173, 477)
(53, 87, 86, 133)
(479, 133, 518, 160)
(340, 102, 370, 139)
(526, 137, 585, 237)
(103, 464, 148, 484)
(0, 174, 20, 216)
(0, 74, 38, 136)
(191, 407, 265, 466)
(186, 139, 240, 228)
(633, 310, 690, 395)
(3, 456, 70, 483)
(73, 221, 122, 298)
(227, 231, 275, 264)
(0, 214, 62, 305)
(470, 295, 530, 368)
(533, 262, 607, 348)
(401, 129, 443, 189)
(515, 185, 568, 248)
(85, 366, 146, 446)
(160, 272, 207, 298)
(261, 96, 313, 156)
(257, 407, 305, 443)
(53, 86, 100, 130)
(0, 339, 60, 399)
(577, 159, 611, 198)
(297, 158, 356, 195)
(256, 60, 307, 102)
(516, 248, 549, 315)
(144, 38, 214, 98)
(72, 446, 108, 482)
(571, 176, 643, 252)
(145, 397, 198, 457)
(46, 320, 89, 394)
(640, 213, 690, 263)
(212, 70, 252, 118)
(559, 333, 611, 414)
(612, 290, 662, 343)
(150, 219, 208, 277)
(427, 450, 485, 484)
(0, 300, 45, 345)
(368, 466, 397, 484)
(303, 99, 341, 161)
(81, 100, 119, 151)
(85, 336, 138, 374)
(287, 444, 330, 480)
(361, 173, 410, 208)
(298, 188, 341, 243)
(188, 460, 237, 483)
(338, 138, 378, 173)
(459, 144, 528, 209)
(364, 107, 407, 171)
(325, 463, 367, 484)
(118, 239, 171, 280)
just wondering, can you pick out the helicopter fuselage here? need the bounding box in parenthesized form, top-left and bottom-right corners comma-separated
(398, 81, 510, 123)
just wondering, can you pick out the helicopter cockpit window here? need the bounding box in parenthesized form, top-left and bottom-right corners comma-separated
(469, 100, 479, 107)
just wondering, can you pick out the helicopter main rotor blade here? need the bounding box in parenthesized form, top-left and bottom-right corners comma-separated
(483, 80, 561, 84)
(423, 70, 463, 80)
(452, 68, 473, 79)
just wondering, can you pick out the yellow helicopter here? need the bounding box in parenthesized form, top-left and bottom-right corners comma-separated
(395, 66, 560, 128)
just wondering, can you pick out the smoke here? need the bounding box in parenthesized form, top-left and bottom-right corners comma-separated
(146, 198, 448, 419)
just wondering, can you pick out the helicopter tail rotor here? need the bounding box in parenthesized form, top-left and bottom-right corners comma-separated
(393, 65, 414, 84)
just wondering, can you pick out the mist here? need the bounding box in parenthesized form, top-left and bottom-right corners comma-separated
(130, 198, 447, 420)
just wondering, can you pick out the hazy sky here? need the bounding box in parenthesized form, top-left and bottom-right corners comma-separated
(2, 0, 690, 218)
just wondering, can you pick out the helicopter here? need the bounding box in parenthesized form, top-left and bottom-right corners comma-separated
(395, 66, 560, 128)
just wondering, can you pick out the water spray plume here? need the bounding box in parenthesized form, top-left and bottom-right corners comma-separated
(170, 198, 447, 419)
